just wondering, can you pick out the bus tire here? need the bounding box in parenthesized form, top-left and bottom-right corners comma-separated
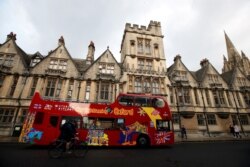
(137, 135, 150, 147)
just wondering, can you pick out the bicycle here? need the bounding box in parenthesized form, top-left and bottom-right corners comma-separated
(48, 136, 88, 159)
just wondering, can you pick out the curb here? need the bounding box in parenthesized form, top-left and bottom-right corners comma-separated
(0, 136, 250, 144)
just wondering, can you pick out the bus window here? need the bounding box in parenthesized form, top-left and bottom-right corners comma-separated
(98, 118, 115, 130)
(82, 117, 89, 129)
(116, 118, 125, 129)
(117, 118, 124, 125)
(118, 96, 134, 106)
(61, 116, 81, 129)
(83, 117, 115, 130)
(49, 116, 59, 127)
(82, 117, 95, 129)
(156, 120, 170, 131)
(134, 97, 148, 106)
(152, 98, 165, 108)
(34, 112, 44, 124)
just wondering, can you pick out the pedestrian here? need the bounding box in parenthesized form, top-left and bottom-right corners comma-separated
(234, 124, 241, 138)
(229, 124, 235, 137)
(181, 125, 187, 139)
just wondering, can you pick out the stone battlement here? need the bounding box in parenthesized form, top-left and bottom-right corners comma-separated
(125, 20, 162, 36)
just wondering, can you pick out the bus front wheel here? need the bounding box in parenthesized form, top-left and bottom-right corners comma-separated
(137, 135, 149, 147)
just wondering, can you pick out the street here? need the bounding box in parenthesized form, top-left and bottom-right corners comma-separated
(0, 141, 249, 167)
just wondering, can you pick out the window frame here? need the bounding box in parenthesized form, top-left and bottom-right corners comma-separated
(118, 95, 134, 106)
(156, 120, 170, 131)
(207, 114, 217, 125)
(239, 114, 249, 125)
(0, 108, 15, 123)
(82, 117, 122, 130)
(172, 113, 179, 124)
(197, 113, 205, 126)
(100, 83, 109, 100)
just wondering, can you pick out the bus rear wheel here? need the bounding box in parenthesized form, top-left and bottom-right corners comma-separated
(137, 135, 149, 147)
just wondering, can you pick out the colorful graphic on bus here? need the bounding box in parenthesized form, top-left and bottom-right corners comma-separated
(19, 92, 174, 146)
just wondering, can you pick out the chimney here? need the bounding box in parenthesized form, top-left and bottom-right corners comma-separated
(58, 36, 65, 46)
(86, 41, 95, 65)
(200, 58, 209, 68)
(6, 32, 16, 41)
(88, 41, 95, 49)
(174, 54, 181, 62)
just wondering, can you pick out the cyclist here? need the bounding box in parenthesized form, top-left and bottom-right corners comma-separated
(59, 119, 77, 153)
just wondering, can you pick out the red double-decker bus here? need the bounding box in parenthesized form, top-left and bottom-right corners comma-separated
(19, 92, 174, 146)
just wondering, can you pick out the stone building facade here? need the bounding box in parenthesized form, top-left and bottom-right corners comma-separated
(0, 21, 249, 137)
(0, 34, 121, 136)
(119, 21, 169, 96)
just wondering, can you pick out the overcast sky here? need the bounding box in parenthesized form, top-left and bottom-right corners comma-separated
(1, 0, 250, 72)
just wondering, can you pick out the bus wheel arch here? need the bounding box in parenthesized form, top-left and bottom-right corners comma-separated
(136, 134, 150, 147)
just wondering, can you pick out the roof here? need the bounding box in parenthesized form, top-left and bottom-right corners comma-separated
(29, 51, 44, 59)
(12, 39, 31, 68)
(221, 69, 234, 85)
(167, 56, 197, 82)
(84, 48, 121, 73)
(194, 66, 208, 82)
(73, 58, 89, 72)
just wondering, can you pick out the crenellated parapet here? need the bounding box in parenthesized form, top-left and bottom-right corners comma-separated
(125, 20, 162, 36)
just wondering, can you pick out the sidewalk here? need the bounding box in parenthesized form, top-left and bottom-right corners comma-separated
(0, 134, 249, 144)
(0, 136, 19, 143)
(174, 133, 250, 143)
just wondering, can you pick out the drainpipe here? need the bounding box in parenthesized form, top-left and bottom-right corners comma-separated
(173, 82, 182, 129)
(231, 87, 246, 136)
(12, 71, 29, 136)
(77, 80, 81, 102)
(114, 82, 117, 101)
(199, 86, 211, 137)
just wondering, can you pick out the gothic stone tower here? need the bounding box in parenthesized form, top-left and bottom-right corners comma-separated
(119, 21, 168, 96)
(222, 32, 250, 77)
